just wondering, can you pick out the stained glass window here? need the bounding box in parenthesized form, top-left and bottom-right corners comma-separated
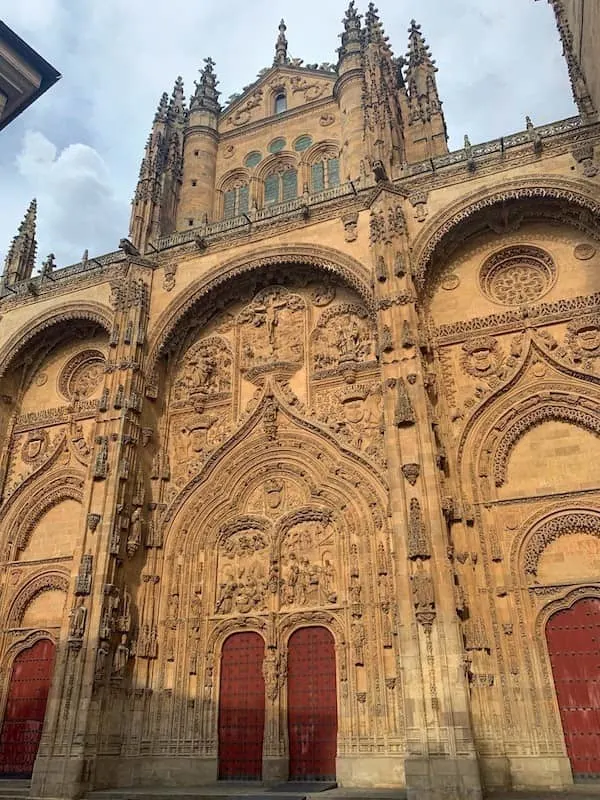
(310, 157, 340, 192)
(264, 169, 298, 206)
(223, 184, 250, 219)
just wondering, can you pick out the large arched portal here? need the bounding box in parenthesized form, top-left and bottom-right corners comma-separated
(287, 626, 337, 781)
(0, 639, 56, 777)
(546, 598, 600, 779)
(218, 632, 265, 780)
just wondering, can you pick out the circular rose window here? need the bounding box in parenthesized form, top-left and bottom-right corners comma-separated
(479, 245, 556, 306)
(59, 350, 106, 401)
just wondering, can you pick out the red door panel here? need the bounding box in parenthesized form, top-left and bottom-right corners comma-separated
(0, 639, 56, 777)
(218, 632, 265, 780)
(547, 598, 600, 778)
(288, 626, 337, 781)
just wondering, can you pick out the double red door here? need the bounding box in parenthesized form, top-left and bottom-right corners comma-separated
(547, 598, 600, 777)
(218, 632, 265, 780)
(287, 626, 337, 781)
(0, 639, 56, 777)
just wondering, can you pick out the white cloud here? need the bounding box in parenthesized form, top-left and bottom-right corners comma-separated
(0, 0, 577, 269)
(13, 131, 126, 268)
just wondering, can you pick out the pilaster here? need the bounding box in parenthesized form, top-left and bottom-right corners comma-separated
(30, 263, 152, 799)
(371, 187, 481, 800)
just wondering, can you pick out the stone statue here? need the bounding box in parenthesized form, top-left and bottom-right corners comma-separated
(113, 634, 130, 676)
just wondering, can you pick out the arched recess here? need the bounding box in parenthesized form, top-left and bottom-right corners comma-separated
(457, 334, 600, 504)
(6, 570, 69, 629)
(511, 506, 600, 587)
(157, 387, 390, 752)
(147, 245, 375, 371)
(0, 470, 85, 563)
(412, 177, 600, 294)
(0, 301, 113, 380)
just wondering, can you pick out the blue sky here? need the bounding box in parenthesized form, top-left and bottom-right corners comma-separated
(0, 0, 576, 269)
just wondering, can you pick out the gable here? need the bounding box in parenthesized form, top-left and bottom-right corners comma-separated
(220, 66, 336, 131)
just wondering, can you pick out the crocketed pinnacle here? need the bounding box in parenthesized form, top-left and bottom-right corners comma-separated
(190, 57, 220, 113)
(3, 198, 37, 282)
(338, 1, 362, 60)
(168, 76, 186, 123)
(406, 19, 436, 71)
(153, 92, 169, 123)
(364, 3, 389, 47)
(273, 19, 289, 66)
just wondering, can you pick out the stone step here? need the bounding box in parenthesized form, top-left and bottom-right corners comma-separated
(87, 783, 405, 800)
(0, 780, 31, 799)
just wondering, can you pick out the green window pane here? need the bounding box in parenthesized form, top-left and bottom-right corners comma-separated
(223, 189, 236, 219)
(327, 158, 340, 188)
(265, 174, 280, 205)
(268, 137, 286, 154)
(294, 135, 313, 152)
(311, 161, 325, 193)
(282, 169, 298, 201)
(238, 185, 249, 214)
(244, 151, 262, 168)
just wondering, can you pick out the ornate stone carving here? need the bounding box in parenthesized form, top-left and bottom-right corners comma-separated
(173, 336, 233, 406)
(565, 314, 600, 366)
(461, 336, 505, 382)
(93, 437, 109, 479)
(479, 245, 556, 306)
(238, 287, 306, 383)
(402, 463, 420, 486)
(112, 634, 131, 676)
(341, 211, 359, 242)
(75, 554, 93, 595)
(20, 429, 49, 464)
(392, 377, 415, 427)
(69, 597, 87, 640)
(574, 243, 597, 261)
(407, 498, 431, 560)
(312, 303, 376, 375)
(411, 564, 435, 630)
(523, 512, 600, 576)
(59, 349, 106, 401)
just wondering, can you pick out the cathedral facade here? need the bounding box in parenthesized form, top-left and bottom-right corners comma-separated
(0, 4, 599, 798)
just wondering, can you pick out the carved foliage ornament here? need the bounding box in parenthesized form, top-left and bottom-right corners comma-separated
(524, 512, 600, 577)
(479, 245, 556, 306)
(58, 349, 106, 401)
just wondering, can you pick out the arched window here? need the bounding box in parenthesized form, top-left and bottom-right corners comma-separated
(274, 92, 287, 115)
(311, 155, 340, 192)
(223, 182, 250, 219)
(264, 166, 298, 206)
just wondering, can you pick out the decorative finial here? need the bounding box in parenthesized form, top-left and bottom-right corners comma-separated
(3, 198, 38, 284)
(339, 1, 362, 60)
(168, 76, 186, 121)
(274, 19, 289, 66)
(190, 58, 220, 113)
(40, 253, 56, 278)
(406, 19, 436, 70)
(153, 92, 169, 123)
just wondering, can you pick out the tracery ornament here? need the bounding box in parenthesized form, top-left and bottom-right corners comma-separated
(8, 571, 69, 627)
(173, 336, 233, 406)
(479, 245, 556, 306)
(58, 349, 106, 401)
(523, 511, 600, 577)
(238, 287, 306, 383)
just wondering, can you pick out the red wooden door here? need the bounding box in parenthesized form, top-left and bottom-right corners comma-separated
(547, 598, 600, 778)
(287, 626, 337, 781)
(218, 632, 265, 780)
(0, 639, 56, 777)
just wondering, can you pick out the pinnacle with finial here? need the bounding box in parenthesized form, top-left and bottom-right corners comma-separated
(190, 57, 220, 113)
(339, 0, 362, 58)
(406, 19, 436, 70)
(3, 198, 38, 282)
(153, 92, 169, 123)
(274, 19, 289, 66)
(168, 76, 186, 121)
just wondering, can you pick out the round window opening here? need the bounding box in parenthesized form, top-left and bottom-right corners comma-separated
(479, 245, 556, 306)
(59, 349, 106, 401)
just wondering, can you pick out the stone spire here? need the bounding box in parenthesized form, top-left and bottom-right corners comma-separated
(190, 57, 220, 113)
(129, 80, 186, 253)
(274, 19, 289, 66)
(338, 2, 362, 64)
(360, 3, 407, 172)
(3, 198, 37, 286)
(168, 76, 186, 123)
(404, 19, 448, 160)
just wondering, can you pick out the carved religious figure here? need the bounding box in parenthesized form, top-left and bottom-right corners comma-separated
(312, 304, 376, 372)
